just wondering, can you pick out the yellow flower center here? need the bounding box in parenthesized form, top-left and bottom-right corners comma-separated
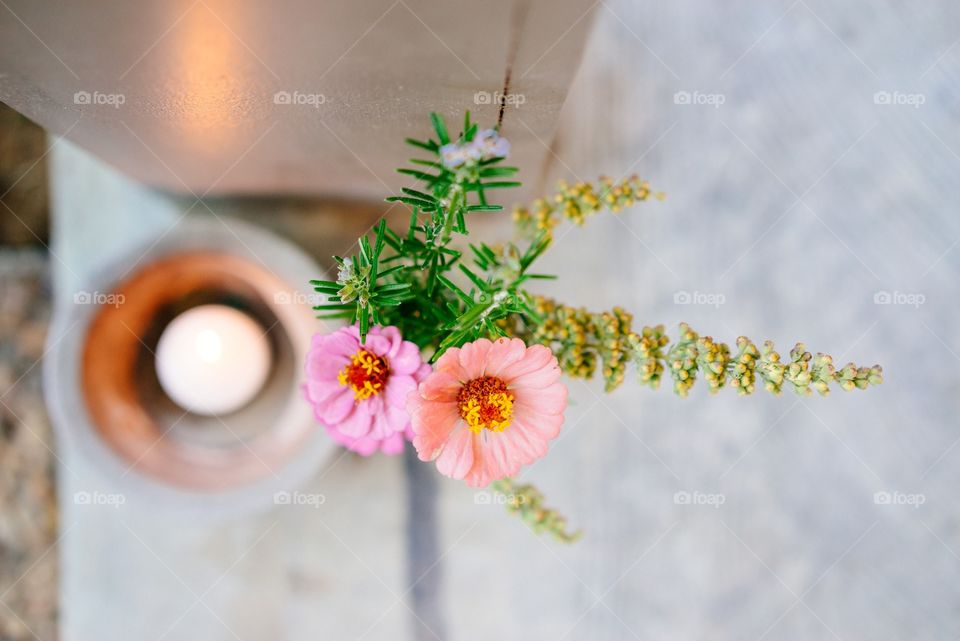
(338, 349, 389, 401)
(457, 376, 515, 433)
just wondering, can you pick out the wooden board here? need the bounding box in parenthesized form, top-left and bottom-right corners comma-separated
(1, 0, 596, 198)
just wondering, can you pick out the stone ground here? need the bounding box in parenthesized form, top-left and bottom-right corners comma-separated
(0, 249, 57, 641)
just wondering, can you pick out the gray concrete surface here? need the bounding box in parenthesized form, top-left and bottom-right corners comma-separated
(434, 2, 960, 640)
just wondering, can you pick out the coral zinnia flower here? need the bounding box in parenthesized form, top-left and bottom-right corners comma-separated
(408, 338, 567, 487)
(305, 325, 430, 456)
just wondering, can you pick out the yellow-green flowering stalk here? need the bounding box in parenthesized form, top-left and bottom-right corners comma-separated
(500, 298, 883, 396)
(309, 111, 883, 544)
(514, 175, 665, 241)
(492, 478, 581, 543)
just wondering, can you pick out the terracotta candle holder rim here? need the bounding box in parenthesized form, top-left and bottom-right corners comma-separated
(43, 216, 336, 508)
(82, 251, 312, 490)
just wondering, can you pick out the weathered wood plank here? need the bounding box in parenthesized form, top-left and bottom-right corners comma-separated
(1, 0, 597, 198)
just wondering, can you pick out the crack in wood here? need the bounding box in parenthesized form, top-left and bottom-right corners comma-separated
(498, 0, 531, 129)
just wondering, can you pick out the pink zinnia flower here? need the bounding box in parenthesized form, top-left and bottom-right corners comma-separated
(408, 337, 567, 487)
(305, 325, 430, 456)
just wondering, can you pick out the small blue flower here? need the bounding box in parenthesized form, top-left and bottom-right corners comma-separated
(473, 129, 511, 160)
(441, 131, 509, 169)
(440, 143, 468, 168)
(440, 142, 482, 169)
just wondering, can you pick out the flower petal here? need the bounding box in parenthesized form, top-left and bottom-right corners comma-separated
(318, 328, 359, 359)
(316, 387, 355, 424)
(462, 400, 564, 487)
(410, 398, 461, 461)
(483, 338, 527, 378)
(377, 325, 403, 357)
(362, 333, 392, 357)
(418, 371, 461, 402)
(390, 341, 424, 375)
(458, 338, 493, 377)
(365, 394, 384, 416)
(511, 366, 562, 391)
(504, 420, 551, 464)
(305, 379, 343, 406)
(463, 431, 515, 487)
(383, 403, 412, 434)
(305, 347, 349, 382)
(514, 381, 568, 416)
(368, 405, 397, 440)
(499, 344, 557, 384)
(326, 425, 380, 456)
(433, 346, 468, 378)
(512, 402, 565, 440)
(379, 431, 407, 455)
(336, 402, 374, 438)
(434, 427, 475, 480)
(385, 374, 418, 408)
(413, 362, 433, 382)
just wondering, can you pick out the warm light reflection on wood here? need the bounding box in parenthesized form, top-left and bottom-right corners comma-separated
(167, 2, 251, 147)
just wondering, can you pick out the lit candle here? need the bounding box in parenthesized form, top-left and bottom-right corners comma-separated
(155, 305, 271, 415)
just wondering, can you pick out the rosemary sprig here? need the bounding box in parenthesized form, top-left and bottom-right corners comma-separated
(313, 111, 530, 355)
(309, 220, 414, 342)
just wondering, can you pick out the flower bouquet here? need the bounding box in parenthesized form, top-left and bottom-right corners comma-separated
(304, 112, 883, 541)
